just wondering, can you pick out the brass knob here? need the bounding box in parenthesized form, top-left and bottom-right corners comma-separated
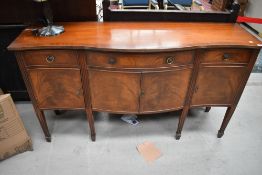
(76, 89, 81, 96)
(194, 86, 199, 93)
(108, 57, 116, 65)
(223, 53, 231, 61)
(166, 57, 175, 64)
(46, 56, 55, 63)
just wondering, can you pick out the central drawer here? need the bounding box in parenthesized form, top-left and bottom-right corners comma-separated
(86, 51, 194, 69)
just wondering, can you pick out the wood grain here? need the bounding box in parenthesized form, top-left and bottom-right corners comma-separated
(9, 22, 262, 141)
(191, 66, 247, 106)
(140, 68, 192, 113)
(8, 22, 262, 52)
(16, 53, 51, 141)
(28, 68, 85, 109)
(218, 49, 260, 138)
(89, 69, 141, 113)
(78, 51, 96, 141)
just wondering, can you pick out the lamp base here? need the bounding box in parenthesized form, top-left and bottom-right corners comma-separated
(36, 25, 64, 37)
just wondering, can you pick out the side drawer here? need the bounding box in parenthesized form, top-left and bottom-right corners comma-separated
(200, 49, 251, 64)
(86, 51, 194, 69)
(23, 50, 79, 67)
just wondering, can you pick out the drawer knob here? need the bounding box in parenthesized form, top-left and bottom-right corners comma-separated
(141, 90, 145, 96)
(108, 57, 116, 65)
(223, 54, 231, 61)
(166, 57, 175, 64)
(46, 56, 55, 63)
(76, 89, 81, 96)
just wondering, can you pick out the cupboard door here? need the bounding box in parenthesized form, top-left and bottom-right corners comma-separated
(140, 68, 192, 113)
(89, 69, 140, 113)
(191, 66, 247, 106)
(28, 68, 85, 109)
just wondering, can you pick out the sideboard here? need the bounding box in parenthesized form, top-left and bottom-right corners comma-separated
(8, 22, 262, 142)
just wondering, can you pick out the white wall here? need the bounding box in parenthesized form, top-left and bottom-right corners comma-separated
(245, 0, 262, 34)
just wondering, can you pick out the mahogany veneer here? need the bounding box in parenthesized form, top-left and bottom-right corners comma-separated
(8, 22, 262, 142)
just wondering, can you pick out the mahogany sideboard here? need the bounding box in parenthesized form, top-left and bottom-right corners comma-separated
(8, 22, 262, 142)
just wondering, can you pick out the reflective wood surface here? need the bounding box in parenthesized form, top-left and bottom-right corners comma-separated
(8, 22, 261, 51)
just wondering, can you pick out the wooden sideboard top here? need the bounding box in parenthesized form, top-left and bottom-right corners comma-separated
(8, 22, 262, 52)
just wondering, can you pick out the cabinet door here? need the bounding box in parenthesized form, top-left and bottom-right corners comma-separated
(89, 69, 140, 113)
(191, 66, 247, 106)
(28, 68, 85, 109)
(140, 68, 192, 113)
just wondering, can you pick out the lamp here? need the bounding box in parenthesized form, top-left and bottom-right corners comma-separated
(33, 0, 64, 36)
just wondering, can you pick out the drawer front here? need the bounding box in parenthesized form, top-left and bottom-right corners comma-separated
(23, 50, 79, 67)
(200, 49, 251, 64)
(86, 51, 193, 68)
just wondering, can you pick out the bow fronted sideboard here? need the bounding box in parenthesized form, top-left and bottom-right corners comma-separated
(8, 22, 262, 142)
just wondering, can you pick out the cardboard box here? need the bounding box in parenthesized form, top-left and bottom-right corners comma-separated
(137, 141, 162, 163)
(0, 94, 32, 160)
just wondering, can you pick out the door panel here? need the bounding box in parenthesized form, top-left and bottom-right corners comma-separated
(28, 68, 85, 109)
(89, 69, 140, 113)
(191, 66, 247, 106)
(140, 68, 192, 113)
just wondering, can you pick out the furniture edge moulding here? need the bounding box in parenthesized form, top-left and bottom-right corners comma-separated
(7, 45, 262, 53)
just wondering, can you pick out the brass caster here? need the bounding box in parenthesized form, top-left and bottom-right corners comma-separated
(205, 107, 211, 112)
(91, 134, 96, 142)
(217, 131, 224, 138)
(45, 136, 51, 142)
(175, 133, 181, 140)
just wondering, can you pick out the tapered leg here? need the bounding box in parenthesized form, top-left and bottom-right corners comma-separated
(205, 107, 211, 112)
(16, 57, 51, 142)
(85, 107, 96, 141)
(35, 109, 51, 142)
(217, 106, 236, 138)
(176, 106, 190, 140)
